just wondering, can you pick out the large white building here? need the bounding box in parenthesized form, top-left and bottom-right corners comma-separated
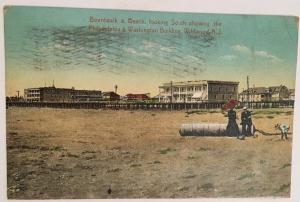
(24, 88, 41, 102)
(158, 80, 239, 103)
(24, 86, 102, 102)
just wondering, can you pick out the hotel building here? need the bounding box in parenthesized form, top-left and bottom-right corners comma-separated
(158, 80, 239, 103)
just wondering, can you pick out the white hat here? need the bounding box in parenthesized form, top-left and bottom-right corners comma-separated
(243, 107, 247, 110)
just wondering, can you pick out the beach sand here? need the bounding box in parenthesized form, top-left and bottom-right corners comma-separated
(6, 107, 293, 198)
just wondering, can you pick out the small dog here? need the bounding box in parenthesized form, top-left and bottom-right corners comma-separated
(275, 123, 290, 140)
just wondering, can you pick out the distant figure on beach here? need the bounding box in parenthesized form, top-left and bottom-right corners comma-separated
(240, 107, 252, 140)
(275, 123, 290, 140)
(226, 108, 240, 137)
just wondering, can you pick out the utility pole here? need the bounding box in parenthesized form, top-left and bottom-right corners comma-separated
(16, 90, 20, 101)
(170, 81, 173, 103)
(170, 81, 173, 110)
(114, 85, 118, 94)
(247, 76, 250, 107)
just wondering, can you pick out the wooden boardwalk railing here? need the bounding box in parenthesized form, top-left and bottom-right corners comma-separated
(6, 100, 294, 110)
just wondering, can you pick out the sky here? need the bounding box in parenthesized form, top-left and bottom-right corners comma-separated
(4, 6, 299, 96)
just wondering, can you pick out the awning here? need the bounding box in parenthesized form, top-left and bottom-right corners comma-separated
(192, 92, 203, 98)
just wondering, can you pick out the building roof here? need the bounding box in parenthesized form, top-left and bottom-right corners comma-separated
(269, 85, 284, 93)
(126, 93, 150, 96)
(125, 93, 150, 99)
(207, 80, 239, 84)
(239, 87, 269, 95)
(25, 86, 101, 92)
(160, 80, 239, 87)
(289, 89, 295, 96)
(239, 85, 288, 95)
(102, 91, 120, 96)
(151, 95, 160, 99)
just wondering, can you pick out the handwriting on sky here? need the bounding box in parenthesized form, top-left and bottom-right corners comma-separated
(88, 16, 222, 38)
(24, 15, 223, 77)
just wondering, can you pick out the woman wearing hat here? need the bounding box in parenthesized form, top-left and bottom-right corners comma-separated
(224, 100, 240, 138)
(226, 107, 240, 137)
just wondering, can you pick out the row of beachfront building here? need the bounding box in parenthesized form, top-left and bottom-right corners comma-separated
(158, 80, 294, 102)
(8, 80, 295, 103)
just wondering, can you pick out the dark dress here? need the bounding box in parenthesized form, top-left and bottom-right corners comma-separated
(226, 109, 240, 137)
(241, 110, 252, 136)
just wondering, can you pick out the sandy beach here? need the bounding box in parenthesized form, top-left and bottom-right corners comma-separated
(6, 107, 293, 199)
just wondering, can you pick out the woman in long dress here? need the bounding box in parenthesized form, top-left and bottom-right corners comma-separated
(226, 108, 240, 137)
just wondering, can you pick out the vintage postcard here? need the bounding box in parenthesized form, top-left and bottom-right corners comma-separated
(4, 6, 298, 199)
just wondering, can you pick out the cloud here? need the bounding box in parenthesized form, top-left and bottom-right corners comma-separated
(139, 52, 152, 58)
(254, 50, 282, 63)
(183, 55, 201, 62)
(142, 40, 160, 49)
(125, 47, 137, 54)
(231, 44, 251, 53)
(231, 44, 282, 63)
(220, 55, 237, 61)
(160, 46, 173, 53)
(86, 52, 107, 60)
(124, 47, 152, 58)
(143, 40, 174, 53)
(39, 46, 53, 53)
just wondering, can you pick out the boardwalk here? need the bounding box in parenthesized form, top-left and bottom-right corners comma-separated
(6, 100, 294, 110)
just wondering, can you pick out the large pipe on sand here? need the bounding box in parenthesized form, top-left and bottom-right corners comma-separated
(179, 123, 255, 137)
